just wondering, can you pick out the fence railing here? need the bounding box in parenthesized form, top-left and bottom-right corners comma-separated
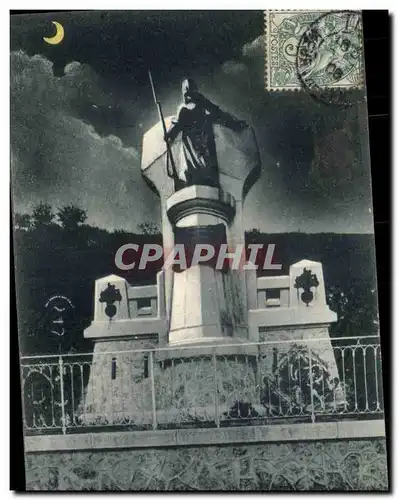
(20, 335, 384, 435)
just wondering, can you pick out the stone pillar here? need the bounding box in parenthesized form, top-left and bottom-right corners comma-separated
(141, 119, 261, 344)
(249, 259, 345, 410)
(81, 273, 168, 425)
(166, 185, 247, 345)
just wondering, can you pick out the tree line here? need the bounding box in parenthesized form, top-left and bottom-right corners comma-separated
(14, 202, 160, 234)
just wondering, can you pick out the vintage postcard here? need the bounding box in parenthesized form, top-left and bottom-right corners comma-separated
(11, 10, 388, 491)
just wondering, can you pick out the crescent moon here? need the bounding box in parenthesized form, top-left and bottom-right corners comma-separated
(43, 21, 64, 45)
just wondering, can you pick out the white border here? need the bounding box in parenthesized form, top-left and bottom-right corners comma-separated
(5, 4, 395, 499)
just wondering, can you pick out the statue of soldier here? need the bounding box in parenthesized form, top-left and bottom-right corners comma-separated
(165, 78, 248, 188)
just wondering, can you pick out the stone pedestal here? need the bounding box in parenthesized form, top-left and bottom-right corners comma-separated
(78, 338, 157, 427)
(141, 120, 262, 337)
(154, 352, 259, 425)
(81, 274, 167, 426)
(249, 259, 338, 373)
(248, 259, 345, 410)
(166, 185, 247, 345)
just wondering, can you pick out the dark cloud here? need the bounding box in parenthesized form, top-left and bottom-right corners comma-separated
(10, 50, 160, 231)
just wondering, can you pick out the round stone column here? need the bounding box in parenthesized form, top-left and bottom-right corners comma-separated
(166, 185, 246, 346)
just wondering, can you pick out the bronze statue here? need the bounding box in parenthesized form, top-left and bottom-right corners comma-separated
(165, 78, 248, 188)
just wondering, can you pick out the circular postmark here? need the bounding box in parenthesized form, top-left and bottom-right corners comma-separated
(296, 11, 363, 106)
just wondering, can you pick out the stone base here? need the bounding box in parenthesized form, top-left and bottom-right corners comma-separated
(78, 338, 158, 427)
(155, 355, 260, 424)
(169, 265, 248, 345)
(80, 346, 260, 426)
(259, 325, 340, 378)
(79, 329, 346, 426)
(24, 428, 388, 490)
(258, 325, 345, 410)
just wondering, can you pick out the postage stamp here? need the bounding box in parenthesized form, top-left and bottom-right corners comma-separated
(265, 10, 364, 94)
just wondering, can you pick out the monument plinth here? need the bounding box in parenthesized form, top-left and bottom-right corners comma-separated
(166, 185, 242, 345)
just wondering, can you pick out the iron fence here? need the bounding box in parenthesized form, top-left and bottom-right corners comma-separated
(20, 335, 384, 435)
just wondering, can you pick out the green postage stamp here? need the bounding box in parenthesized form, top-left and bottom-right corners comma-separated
(265, 10, 364, 92)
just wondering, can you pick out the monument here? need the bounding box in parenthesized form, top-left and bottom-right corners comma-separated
(81, 79, 343, 426)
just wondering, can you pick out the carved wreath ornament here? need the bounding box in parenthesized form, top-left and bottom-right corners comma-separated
(294, 268, 319, 306)
(99, 283, 122, 319)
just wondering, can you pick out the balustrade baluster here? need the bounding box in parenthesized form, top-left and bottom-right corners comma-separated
(373, 345, 380, 411)
(149, 351, 157, 430)
(58, 356, 66, 435)
(70, 364, 75, 426)
(363, 346, 369, 411)
(212, 351, 220, 427)
(79, 363, 85, 425)
(308, 346, 315, 423)
(342, 348, 347, 412)
(49, 365, 56, 428)
(352, 346, 358, 412)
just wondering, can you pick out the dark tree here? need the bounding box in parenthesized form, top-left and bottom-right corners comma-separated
(137, 221, 160, 235)
(327, 284, 379, 338)
(57, 205, 88, 230)
(14, 212, 31, 230)
(32, 202, 54, 227)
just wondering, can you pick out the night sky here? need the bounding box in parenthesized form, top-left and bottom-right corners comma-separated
(11, 11, 374, 233)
